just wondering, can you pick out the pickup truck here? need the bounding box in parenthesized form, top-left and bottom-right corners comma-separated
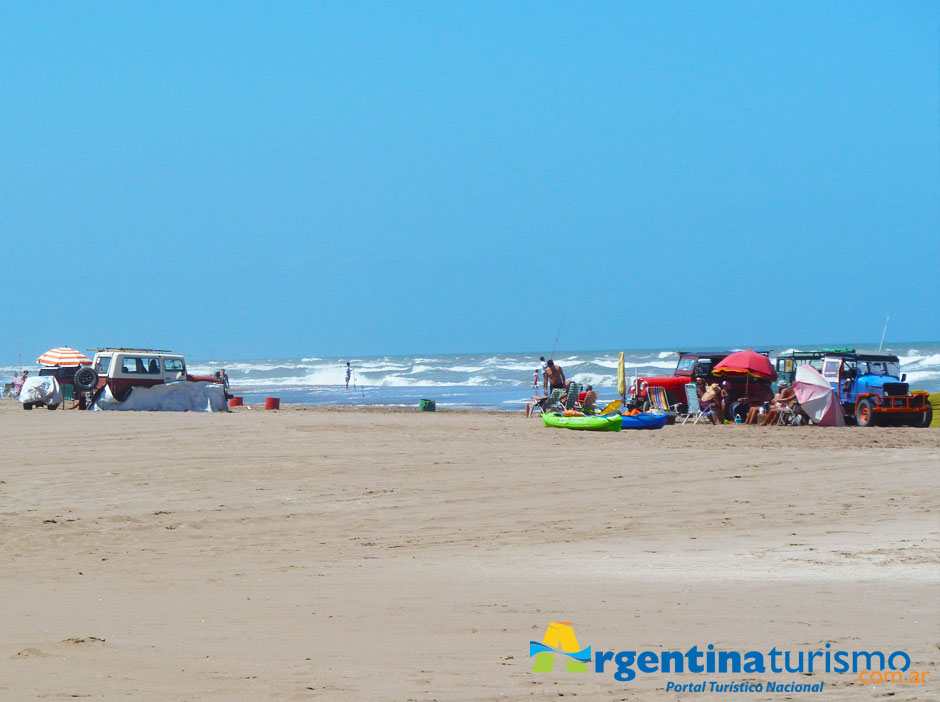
(776, 349, 931, 427)
(86, 348, 222, 402)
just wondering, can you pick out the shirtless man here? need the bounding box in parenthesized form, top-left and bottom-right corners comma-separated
(759, 382, 797, 425)
(543, 359, 567, 394)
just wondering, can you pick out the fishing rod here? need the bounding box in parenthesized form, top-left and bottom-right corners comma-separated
(549, 311, 567, 360)
(878, 314, 890, 352)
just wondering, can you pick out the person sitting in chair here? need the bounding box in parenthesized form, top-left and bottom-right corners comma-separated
(579, 385, 599, 413)
(525, 389, 563, 418)
(737, 383, 774, 423)
(759, 382, 797, 426)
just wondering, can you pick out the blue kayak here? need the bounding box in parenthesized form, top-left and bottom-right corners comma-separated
(620, 412, 669, 430)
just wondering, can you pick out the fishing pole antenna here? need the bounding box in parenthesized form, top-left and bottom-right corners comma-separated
(549, 312, 567, 360)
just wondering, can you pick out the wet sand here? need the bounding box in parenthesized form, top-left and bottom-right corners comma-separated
(0, 401, 937, 700)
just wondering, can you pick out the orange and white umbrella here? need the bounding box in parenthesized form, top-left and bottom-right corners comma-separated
(36, 347, 91, 367)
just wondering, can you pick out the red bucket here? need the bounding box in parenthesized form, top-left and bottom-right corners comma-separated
(229, 397, 243, 407)
(265, 397, 280, 410)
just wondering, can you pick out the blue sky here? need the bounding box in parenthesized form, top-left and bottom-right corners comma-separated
(2, 1, 937, 362)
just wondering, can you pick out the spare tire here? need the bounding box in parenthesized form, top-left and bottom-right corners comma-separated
(73, 366, 99, 392)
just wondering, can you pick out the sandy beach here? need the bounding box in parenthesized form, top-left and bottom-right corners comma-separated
(0, 401, 937, 701)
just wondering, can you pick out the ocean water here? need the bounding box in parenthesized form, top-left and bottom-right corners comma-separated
(6, 343, 938, 411)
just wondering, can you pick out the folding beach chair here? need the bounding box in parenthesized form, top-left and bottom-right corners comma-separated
(597, 399, 622, 415)
(646, 385, 681, 414)
(777, 401, 807, 426)
(530, 388, 565, 417)
(563, 383, 582, 411)
(680, 383, 711, 425)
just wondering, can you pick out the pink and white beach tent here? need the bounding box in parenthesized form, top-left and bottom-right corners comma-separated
(793, 364, 845, 427)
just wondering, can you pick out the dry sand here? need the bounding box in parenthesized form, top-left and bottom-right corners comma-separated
(0, 401, 937, 701)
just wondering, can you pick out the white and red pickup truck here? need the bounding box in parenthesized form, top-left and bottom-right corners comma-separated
(82, 348, 222, 402)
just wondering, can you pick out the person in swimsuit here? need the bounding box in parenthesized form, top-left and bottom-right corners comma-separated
(759, 382, 796, 425)
(345, 362, 351, 391)
(544, 359, 568, 393)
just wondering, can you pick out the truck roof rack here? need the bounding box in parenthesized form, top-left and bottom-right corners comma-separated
(91, 347, 174, 353)
(677, 350, 771, 356)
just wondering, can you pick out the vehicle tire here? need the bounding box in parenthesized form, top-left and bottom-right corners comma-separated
(22, 402, 33, 410)
(856, 399, 878, 427)
(73, 366, 99, 392)
(910, 406, 932, 428)
(46, 403, 59, 410)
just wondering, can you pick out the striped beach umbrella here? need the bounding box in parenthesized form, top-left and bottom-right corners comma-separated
(36, 347, 91, 367)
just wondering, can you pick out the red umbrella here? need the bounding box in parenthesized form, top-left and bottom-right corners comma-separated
(713, 350, 777, 381)
(36, 347, 91, 367)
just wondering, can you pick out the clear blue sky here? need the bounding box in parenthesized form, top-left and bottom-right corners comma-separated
(2, 1, 937, 362)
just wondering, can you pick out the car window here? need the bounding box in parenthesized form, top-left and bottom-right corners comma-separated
(676, 357, 695, 372)
(95, 356, 111, 374)
(141, 357, 160, 374)
(122, 357, 140, 373)
(164, 359, 184, 372)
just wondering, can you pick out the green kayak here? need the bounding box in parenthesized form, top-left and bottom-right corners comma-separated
(541, 412, 622, 431)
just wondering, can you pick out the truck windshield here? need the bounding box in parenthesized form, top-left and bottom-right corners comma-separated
(859, 361, 900, 377)
(676, 357, 696, 373)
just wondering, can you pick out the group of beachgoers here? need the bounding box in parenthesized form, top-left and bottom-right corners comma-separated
(525, 357, 599, 418)
(2, 370, 29, 399)
(527, 356, 800, 425)
(694, 377, 798, 425)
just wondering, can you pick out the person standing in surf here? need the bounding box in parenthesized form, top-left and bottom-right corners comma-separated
(345, 362, 351, 391)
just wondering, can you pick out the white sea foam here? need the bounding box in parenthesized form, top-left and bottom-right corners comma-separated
(640, 360, 680, 370)
(899, 353, 940, 368)
(592, 360, 621, 369)
(570, 373, 617, 387)
(904, 370, 940, 384)
(491, 362, 542, 371)
(374, 375, 495, 387)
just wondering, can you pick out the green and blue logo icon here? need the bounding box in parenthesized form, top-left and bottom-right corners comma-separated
(530, 622, 592, 673)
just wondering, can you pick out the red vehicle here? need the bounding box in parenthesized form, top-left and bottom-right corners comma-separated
(628, 350, 771, 411)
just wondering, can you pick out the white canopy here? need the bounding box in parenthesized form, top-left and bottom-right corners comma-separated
(92, 381, 227, 412)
